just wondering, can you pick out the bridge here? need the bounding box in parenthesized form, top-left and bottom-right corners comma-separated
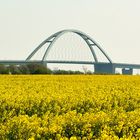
(0, 29, 140, 74)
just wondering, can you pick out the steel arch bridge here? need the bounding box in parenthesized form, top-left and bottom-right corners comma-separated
(0, 29, 140, 74)
(26, 29, 112, 64)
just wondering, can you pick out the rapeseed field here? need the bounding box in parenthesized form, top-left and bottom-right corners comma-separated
(0, 75, 140, 140)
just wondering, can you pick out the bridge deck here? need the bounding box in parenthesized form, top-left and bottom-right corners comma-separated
(0, 60, 140, 69)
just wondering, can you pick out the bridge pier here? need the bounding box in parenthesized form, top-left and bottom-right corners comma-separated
(94, 63, 115, 74)
(122, 68, 133, 75)
(42, 61, 47, 68)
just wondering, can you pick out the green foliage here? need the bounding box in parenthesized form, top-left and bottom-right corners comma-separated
(0, 64, 87, 75)
(8, 65, 21, 74)
(19, 65, 30, 74)
(0, 64, 52, 75)
(26, 63, 52, 74)
(53, 69, 84, 75)
(0, 65, 9, 74)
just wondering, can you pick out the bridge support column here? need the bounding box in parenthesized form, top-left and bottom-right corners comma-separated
(94, 63, 115, 74)
(42, 61, 47, 67)
(122, 68, 133, 75)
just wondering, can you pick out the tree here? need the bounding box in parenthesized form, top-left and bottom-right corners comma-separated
(0, 65, 9, 74)
(26, 64, 52, 74)
(8, 65, 21, 74)
(52, 69, 84, 75)
(19, 65, 30, 74)
(82, 66, 88, 74)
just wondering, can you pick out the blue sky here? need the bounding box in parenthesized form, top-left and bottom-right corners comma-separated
(0, 0, 140, 69)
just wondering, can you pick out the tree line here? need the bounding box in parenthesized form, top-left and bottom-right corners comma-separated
(0, 64, 93, 75)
